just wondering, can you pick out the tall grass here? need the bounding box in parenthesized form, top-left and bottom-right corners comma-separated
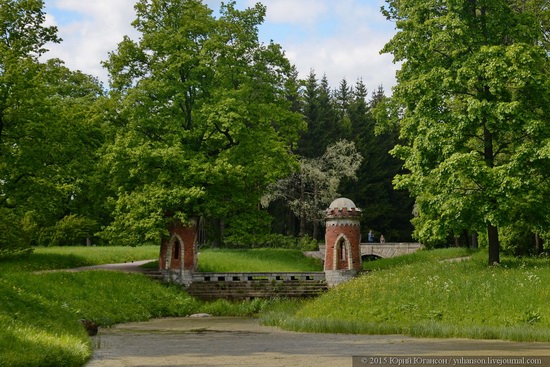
(265, 250, 550, 342)
(0, 246, 313, 367)
(0, 245, 159, 273)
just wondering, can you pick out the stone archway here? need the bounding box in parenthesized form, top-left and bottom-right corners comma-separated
(165, 233, 184, 271)
(333, 234, 353, 270)
(160, 218, 198, 285)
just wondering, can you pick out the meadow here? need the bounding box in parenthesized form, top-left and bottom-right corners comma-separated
(0, 246, 305, 367)
(2, 245, 550, 367)
(263, 250, 550, 342)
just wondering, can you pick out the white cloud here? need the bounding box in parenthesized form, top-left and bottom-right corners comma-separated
(42, 0, 398, 93)
(263, 0, 398, 93)
(250, 0, 330, 26)
(44, 0, 137, 85)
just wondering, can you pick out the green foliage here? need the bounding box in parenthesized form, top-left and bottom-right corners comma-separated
(264, 139, 362, 239)
(36, 215, 98, 247)
(343, 84, 414, 241)
(100, 0, 303, 246)
(381, 0, 550, 261)
(1, 1, 106, 254)
(0, 208, 33, 258)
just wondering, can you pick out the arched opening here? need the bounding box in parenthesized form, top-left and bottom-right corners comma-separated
(333, 234, 351, 270)
(173, 238, 181, 260)
(338, 237, 346, 261)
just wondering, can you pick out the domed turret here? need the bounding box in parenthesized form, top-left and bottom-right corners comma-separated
(324, 198, 362, 287)
(329, 197, 358, 210)
(326, 197, 361, 220)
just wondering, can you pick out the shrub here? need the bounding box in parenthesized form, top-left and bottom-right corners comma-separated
(0, 208, 33, 258)
(37, 215, 98, 247)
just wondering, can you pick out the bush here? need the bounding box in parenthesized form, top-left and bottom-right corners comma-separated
(0, 208, 33, 258)
(222, 233, 318, 251)
(37, 215, 98, 247)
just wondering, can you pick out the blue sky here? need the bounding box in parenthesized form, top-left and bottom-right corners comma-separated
(42, 0, 398, 94)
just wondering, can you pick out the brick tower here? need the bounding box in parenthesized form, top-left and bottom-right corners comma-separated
(159, 218, 198, 286)
(324, 198, 362, 287)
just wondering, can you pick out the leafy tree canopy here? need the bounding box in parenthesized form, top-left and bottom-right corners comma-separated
(1, 0, 105, 253)
(100, 0, 304, 245)
(382, 0, 550, 263)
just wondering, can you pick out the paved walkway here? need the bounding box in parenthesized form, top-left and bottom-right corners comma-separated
(85, 317, 550, 367)
(67, 260, 156, 273)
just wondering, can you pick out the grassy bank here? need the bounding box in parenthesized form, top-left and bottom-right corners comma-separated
(4, 245, 550, 366)
(198, 248, 323, 272)
(263, 249, 550, 342)
(0, 246, 316, 367)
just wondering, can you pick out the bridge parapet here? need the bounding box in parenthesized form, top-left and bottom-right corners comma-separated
(360, 243, 422, 258)
(190, 272, 325, 282)
(318, 243, 422, 259)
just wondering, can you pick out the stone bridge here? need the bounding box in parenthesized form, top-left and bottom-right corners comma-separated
(359, 242, 423, 258)
(316, 242, 422, 259)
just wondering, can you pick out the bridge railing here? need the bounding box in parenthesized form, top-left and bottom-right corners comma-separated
(191, 272, 326, 283)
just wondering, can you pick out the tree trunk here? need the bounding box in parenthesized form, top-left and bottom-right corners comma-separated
(535, 233, 543, 255)
(299, 172, 306, 237)
(470, 231, 478, 249)
(487, 223, 500, 265)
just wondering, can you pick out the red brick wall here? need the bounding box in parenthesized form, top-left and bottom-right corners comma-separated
(325, 220, 361, 271)
(159, 220, 197, 271)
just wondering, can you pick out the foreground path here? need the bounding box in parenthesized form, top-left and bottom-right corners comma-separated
(86, 317, 550, 367)
(68, 260, 155, 273)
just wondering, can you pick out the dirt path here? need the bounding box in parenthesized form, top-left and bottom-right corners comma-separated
(67, 260, 156, 273)
(85, 317, 550, 367)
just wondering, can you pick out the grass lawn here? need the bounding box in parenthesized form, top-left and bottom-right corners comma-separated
(263, 249, 550, 342)
(198, 248, 323, 272)
(0, 246, 318, 367)
(3, 245, 550, 366)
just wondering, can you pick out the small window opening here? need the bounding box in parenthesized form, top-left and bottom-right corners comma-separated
(173, 239, 181, 259)
(338, 238, 347, 261)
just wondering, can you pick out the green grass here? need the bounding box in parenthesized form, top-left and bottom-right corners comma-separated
(5, 245, 550, 366)
(0, 245, 159, 273)
(0, 246, 191, 367)
(197, 248, 323, 272)
(0, 246, 315, 367)
(362, 247, 475, 271)
(264, 250, 550, 342)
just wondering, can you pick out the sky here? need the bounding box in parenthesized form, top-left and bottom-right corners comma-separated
(42, 0, 399, 94)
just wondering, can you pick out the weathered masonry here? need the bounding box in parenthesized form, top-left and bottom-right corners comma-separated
(158, 198, 421, 299)
(323, 197, 362, 287)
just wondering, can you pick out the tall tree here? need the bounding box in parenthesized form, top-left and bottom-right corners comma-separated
(341, 82, 414, 241)
(1, 0, 107, 253)
(101, 0, 303, 246)
(382, 0, 550, 264)
(264, 140, 362, 239)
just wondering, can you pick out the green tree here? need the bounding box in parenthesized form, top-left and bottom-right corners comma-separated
(297, 71, 340, 158)
(382, 0, 550, 264)
(1, 0, 106, 252)
(342, 82, 414, 241)
(264, 140, 362, 239)
(101, 0, 303, 246)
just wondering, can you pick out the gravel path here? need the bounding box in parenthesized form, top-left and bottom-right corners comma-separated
(85, 317, 550, 367)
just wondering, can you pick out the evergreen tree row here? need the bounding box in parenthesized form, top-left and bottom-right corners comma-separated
(267, 71, 414, 243)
